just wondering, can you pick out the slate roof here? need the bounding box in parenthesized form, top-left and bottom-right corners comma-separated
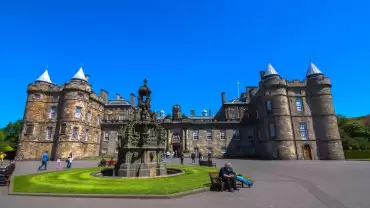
(72, 66, 87, 81)
(36, 69, 52, 83)
(306, 61, 323, 77)
(264, 63, 279, 77)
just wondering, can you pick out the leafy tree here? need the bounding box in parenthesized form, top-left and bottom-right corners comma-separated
(337, 115, 370, 150)
(0, 119, 23, 153)
(0, 129, 14, 153)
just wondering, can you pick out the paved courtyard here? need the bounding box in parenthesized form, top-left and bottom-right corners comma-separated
(1, 158, 369, 208)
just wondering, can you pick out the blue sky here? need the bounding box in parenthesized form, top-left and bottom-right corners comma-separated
(0, 0, 369, 126)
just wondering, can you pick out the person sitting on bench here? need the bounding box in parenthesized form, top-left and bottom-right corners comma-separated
(219, 162, 239, 192)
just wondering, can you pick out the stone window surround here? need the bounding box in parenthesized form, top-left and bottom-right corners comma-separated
(49, 106, 57, 119)
(25, 124, 34, 135)
(220, 130, 226, 140)
(299, 123, 308, 140)
(75, 106, 82, 118)
(72, 127, 79, 140)
(206, 129, 212, 140)
(46, 127, 52, 140)
(103, 132, 109, 141)
(193, 130, 199, 140)
(33, 94, 41, 100)
(296, 97, 304, 111)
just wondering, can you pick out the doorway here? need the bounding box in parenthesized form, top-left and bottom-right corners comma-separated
(302, 144, 313, 160)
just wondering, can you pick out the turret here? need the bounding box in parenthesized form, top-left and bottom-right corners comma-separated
(259, 63, 296, 160)
(306, 62, 344, 160)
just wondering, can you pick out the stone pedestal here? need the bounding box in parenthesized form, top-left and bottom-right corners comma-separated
(118, 162, 167, 177)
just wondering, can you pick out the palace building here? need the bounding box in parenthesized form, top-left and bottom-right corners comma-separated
(17, 62, 345, 160)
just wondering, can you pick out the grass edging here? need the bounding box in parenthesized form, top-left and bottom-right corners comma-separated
(9, 165, 218, 198)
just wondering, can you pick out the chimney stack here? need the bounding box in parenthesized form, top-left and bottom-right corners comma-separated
(100, 89, 108, 103)
(190, 109, 195, 117)
(130, 93, 136, 106)
(221, 92, 226, 104)
(208, 109, 212, 116)
(116, 93, 120, 100)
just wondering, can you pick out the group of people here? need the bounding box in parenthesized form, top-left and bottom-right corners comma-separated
(98, 157, 115, 167)
(37, 151, 75, 171)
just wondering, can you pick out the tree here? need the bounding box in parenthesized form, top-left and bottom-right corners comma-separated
(0, 129, 14, 153)
(0, 119, 23, 153)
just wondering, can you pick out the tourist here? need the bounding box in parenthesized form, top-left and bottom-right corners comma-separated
(180, 152, 184, 165)
(166, 151, 170, 159)
(0, 152, 6, 165)
(198, 152, 203, 161)
(107, 157, 115, 167)
(38, 150, 49, 171)
(190, 152, 196, 163)
(98, 157, 106, 167)
(66, 155, 74, 168)
(219, 162, 239, 192)
(55, 157, 62, 170)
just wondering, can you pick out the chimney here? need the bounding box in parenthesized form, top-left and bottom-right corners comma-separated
(116, 93, 120, 100)
(130, 93, 136, 106)
(190, 109, 195, 117)
(202, 110, 207, 117)
(100, 89, 108, 103)
(208, 109, 212, 116)
(260, 71, 265, 79)
(85, 74, 90, 82)
(221, 92, 226, 104)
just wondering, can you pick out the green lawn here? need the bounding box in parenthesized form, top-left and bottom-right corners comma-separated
(12, 165, 218, 195)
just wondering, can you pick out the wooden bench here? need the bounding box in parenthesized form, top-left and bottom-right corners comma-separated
(208, 172, 244, 192)
(199, 160, 216, 167)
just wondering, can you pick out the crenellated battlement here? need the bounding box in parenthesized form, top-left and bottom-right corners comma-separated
(287, 79, 306, 88)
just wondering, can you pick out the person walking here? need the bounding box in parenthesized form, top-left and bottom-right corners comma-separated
(55, 157, 62, 170)
(180, 152, 184, 165)
(190, 152, 196, 164)
(38, 150, 49, 171)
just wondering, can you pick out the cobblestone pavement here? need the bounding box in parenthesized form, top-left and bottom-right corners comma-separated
(1, 159, 369, 208)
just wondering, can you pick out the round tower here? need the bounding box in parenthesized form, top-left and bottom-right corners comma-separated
(57, 66, 93, 158)
(19, 67, 59, 159)
(306, 62, 344, 160)
(259, 63, 297, 160)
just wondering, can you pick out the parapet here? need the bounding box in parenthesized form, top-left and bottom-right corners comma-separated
(306, 76, 332, 87)
(27, 82, 61, 93)
(287, 79, 306, 88)
(63, 80, 92, 93)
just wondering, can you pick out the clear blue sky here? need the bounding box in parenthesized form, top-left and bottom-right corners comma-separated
(0, 0, 369, 127)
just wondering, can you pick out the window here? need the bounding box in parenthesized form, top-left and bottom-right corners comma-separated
(221, 147, 227, 153)
(33, 94, 40, 100)
(266, 100, 272, 113)
(220, 130, 226, 140)
(95, 131, 99, 142)
(256, 110, 259, 119)
(206, 129, 212, 140)
(84, 129, 89, 141)
(299, 123, 308, 140)
(295, 89, 301, 95)
(46, 127, 52, 140)
(207, 147, 213, 154)
(49, 106, 57, 119)
(60, 123, 67, 134)
(231, 113, 237, 119)
(269, 124, 276, 138)
(86, 111, 91, 121)
(95, 115, 101, 125)
(72, 127, 79, 140)
(296, 98, 303, 111)
(233, 129, 240, 139)
(103, 132, 109, 141)
(119, 114, 124, 121)
(102, 148, 107, 154)
(75, 106, 82, 118)
(193, 130, 199, 140)
(25, 124, 34, 135)
(77, 92, 84, 99)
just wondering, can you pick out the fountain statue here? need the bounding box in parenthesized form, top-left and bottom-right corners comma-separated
(115, 79, 167, 177)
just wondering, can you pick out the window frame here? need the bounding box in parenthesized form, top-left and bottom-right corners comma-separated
(72, 127, 79, 140)
(269, 123, 276, 138)
(46, 127, 52, 140)
(192, 130, 199, 140)
(299, 123, 308, 140)
(220, 130, 226, 140)
(206, 129, 213, 140)
(296, 97, 304, 112)
(49, 106, 57, 119)
(75, 106, 82, 118)
(266, 100, 272, 114)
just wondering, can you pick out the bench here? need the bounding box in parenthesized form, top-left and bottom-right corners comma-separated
(199, 160, 216, 167)
(208, 172, 244, 192)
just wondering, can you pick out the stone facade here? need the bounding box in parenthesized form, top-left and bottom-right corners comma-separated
(18, 62, 345, 160)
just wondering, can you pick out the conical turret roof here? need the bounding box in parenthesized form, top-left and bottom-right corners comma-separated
(306, 61, 323, 77)
(36, 68, 52, 83)
(72, 66, 87, 81)
(263, 63, 279, 77)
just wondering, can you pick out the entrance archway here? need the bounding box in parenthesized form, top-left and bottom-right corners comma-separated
(302, 144, 313, 160)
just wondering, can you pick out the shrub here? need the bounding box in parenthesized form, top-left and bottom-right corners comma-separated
(344, 150, 370, 159)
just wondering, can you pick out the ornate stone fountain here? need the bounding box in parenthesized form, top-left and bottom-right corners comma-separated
(115, 79, 167, 177)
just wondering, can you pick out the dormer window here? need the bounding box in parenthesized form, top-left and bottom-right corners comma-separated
(75, 106, 82, 118)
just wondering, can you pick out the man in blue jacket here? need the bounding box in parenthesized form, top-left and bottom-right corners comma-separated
(219, 162, 239, 192)
(38, 151, 49, 171)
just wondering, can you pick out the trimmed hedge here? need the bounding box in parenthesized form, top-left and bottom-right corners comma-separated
(344, 150, 370, 159)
